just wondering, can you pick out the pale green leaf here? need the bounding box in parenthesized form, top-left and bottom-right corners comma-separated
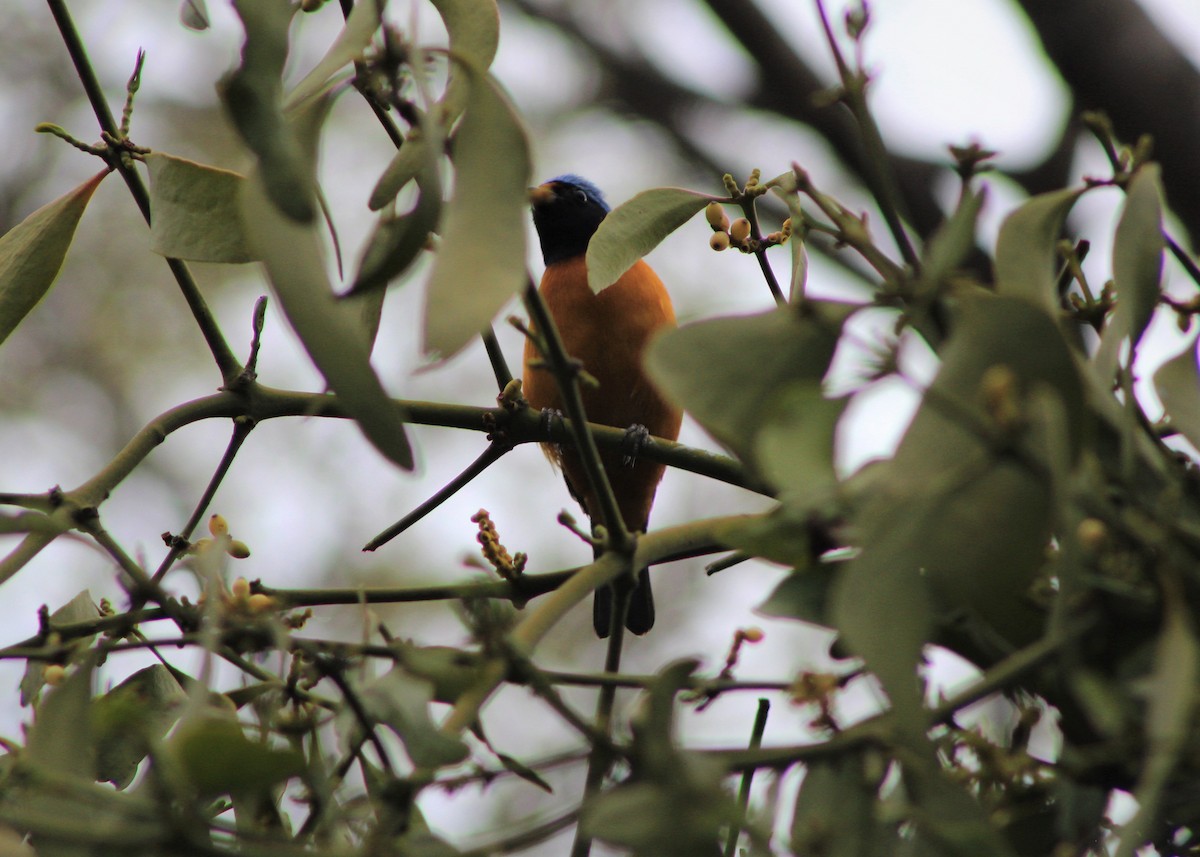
(0, 171, 106, 347)
(422, 70, 529, 359)
(754, 384, 846, 509)
(146, 153, 252, 263)
(239, 130, 414, 469)
(337, 666, 469, 768)
(993, 186, 1084, 312)
(714, 509, 816, 573)
(429, 0, 500, 120)
(788, 220, 809, 303)
(93, 665, 187, 789)
(222, 0, 313, 222)
(169, 715, 304, 796)
(917, 185, 987, 299)
(27, 659, 95, 780)
(791, 757, 879, 857)
(369, 133, 431, 211)
(831, 499, 936, 728)
(645, 303, 854, 464)
(1154, 334, 1200, 450)
(19, 590, 101, 707)
(834, 295, 1081, 727)
(757, 566, 835, 626)
(1094, 164, 1165, 380)
(284, 0, 386, 111)
(394, 644, 486, 704)
(351, 171, 441, 294)
(770, 182, 808, 303)
(586, 188, 715, 293)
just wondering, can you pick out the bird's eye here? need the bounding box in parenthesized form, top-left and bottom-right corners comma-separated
(572, 188, 588, 204)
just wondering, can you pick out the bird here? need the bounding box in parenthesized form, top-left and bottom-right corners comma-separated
(523, 175, 683, 638)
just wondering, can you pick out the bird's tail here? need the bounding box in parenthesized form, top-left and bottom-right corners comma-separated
(593, 566, 654, 638)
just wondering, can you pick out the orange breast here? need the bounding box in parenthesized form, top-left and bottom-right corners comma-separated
(522, 258, 682, 532)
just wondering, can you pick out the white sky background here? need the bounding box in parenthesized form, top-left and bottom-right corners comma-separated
(2, 0, 1200, 852)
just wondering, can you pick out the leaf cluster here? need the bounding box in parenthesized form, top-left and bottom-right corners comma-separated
(4, 2, 1200, 857)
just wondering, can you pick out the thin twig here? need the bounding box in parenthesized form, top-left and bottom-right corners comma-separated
(364, 441, 510, 551)
(724, 698, 770, 857)
(44, 0, 242, 382)
(152, 420, 254, 585)
(523, 281, 631, 552)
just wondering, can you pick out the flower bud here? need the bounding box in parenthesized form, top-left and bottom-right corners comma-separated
(705, 202, 730, 232)
(43, 664, 66, 686)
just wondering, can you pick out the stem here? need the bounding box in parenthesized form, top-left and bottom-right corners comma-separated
(482, 327, 514, 389)
(569, 606, 628, 857)
(813, 0, 919, 271)
(151, 420, 254, 585)
(724, 699, 769, 857)
(44, 0, 242, 383)
(741, 199, 786, 306)
(364, 442, 509, 551)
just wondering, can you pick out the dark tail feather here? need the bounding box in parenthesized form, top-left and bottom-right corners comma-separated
(593, 568, 655, 638)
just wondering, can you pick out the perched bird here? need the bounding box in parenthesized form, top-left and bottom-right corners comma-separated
(524, 175, 683, 638)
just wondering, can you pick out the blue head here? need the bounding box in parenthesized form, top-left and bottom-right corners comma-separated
(530, 175, 611, 265)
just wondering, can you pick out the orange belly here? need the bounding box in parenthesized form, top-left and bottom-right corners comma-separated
(522, 257, 682, 532)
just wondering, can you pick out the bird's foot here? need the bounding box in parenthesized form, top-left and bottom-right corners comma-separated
(621, 423, 652, 466)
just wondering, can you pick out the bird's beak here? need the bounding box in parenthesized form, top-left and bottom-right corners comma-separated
(528, 184, 555, 206)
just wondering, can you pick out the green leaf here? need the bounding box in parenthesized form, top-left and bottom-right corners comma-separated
(337, 666, 470, 768)
(833, 295, 1081, 726)
(757, 566, 836, 626)
(369, 133, 432, 211)
(754, 384, 846, 509)
(787, 219, 809, 304)
(586, 188, 715, 293)
(284, 0, 385, 111)
(831, 496, 936, 728)
(146, 153, 253, 263)
(583, 780, 733, 857)
(428, 0, 500, 120)
(350, 171, 442, 294)
(93, 665, 187, 789)
(993, 186, 1085, 313)
(1094, 164, 1165, 380)
(1153, 334, 1200, 450)
(0, 171, 106, 347)
(169, 715, 304, 796)
(394, 644, 487, 704)
(791, 756, 880, 857)
(19, 590, 102, 706)
(645, 304, 854, 467)
(715, 509, 816, 572)
(27, 659, 95, 780)
(239, 96, 414, 470)
(422, 70, 529, 359)
(917, 185, 987, 300)
(222, 0, 314, 222)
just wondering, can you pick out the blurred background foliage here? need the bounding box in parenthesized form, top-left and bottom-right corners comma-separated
(2, 0, 1200, 854)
